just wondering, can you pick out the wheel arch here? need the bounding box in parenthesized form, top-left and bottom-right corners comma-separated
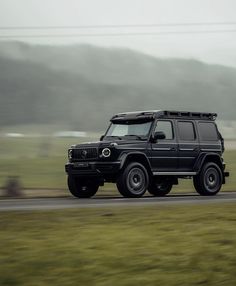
(119, 152, 152, 177)
(194, 153, 224, 174)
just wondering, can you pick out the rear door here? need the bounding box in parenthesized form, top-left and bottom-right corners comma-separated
(150, 120, 178, 171)
(177, 120, 200, 171)
(197, 121, 222, 154)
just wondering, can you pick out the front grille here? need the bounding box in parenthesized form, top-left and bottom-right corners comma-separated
(73, 148, 98, 160)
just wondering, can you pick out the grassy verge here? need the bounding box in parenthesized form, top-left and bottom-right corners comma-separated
(0, 137, 235, 192)
(0, 203, 236, 285)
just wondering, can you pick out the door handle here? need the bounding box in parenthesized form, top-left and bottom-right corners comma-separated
(170, 147, 177, 151)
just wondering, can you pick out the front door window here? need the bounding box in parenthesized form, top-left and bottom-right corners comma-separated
(154, 121, 174, 140)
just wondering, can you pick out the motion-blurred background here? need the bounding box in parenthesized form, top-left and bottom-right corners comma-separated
(0, 0, 236, 194)
(1, 2, 236, 286)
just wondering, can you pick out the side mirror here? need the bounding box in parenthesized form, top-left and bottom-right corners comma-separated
(153, 131, 166, 141)
(100, 135, 104, 141)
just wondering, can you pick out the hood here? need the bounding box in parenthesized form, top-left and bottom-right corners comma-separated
(74, 139, 147, 149)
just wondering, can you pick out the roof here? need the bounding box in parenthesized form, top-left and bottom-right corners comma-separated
(111, 110, 217, 122)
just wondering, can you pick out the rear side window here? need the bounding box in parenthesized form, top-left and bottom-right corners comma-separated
(198, 122, 219, 141)
(178, 121, 196, 141)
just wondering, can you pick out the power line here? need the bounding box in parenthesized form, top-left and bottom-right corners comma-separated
(0, 22, 236, 30)
(0, 29, 236, 39)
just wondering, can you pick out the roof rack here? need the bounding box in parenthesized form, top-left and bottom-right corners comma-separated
(110, 110, 217, 122)
(161, 111, 217, 120)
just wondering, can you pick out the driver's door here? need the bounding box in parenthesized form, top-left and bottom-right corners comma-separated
(150, 120, 178, 172)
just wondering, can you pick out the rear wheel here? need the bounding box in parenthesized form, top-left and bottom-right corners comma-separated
(148, 178, 172, 196)
(193, 162, 223, 196)
(116, 162, 149, 198)
(67, 176, 99, 198)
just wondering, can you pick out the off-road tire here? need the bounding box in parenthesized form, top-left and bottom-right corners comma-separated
(116, 162, 149, 198)
(193, 162, 223, 196)
(67, 176, 99, 198)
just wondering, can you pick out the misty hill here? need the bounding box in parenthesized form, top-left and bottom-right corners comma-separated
(0, 41, 236, 131)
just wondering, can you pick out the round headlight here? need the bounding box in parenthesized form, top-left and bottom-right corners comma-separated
(102, 148, 111, 158)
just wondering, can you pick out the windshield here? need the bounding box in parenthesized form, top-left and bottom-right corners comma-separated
(105, 121, 152, 139)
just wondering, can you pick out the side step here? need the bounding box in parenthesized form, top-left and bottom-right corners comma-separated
(153, 171, 230, 177)
(153, 172, 197, 176)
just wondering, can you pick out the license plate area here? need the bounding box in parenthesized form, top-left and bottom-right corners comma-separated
(73, 162, 89, 168)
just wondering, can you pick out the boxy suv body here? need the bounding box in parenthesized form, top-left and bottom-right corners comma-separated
(65, 110, 229, 198)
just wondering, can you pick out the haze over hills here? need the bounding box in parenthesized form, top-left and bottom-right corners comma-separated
(0, 41, 236, 131)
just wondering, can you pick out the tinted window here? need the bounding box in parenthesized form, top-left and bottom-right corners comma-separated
(178, 121, 196, 141)
(155, 121, 173, 140)
(198, 122, 218, 141)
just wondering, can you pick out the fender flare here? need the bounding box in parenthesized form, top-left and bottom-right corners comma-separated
(118, 152, 152, 173)
(193, 152, 223, 174)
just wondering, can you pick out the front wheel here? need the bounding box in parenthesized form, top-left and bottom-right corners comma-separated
(193, 162, 223, 196)
(116, 162, 149, 198)
(67, 176, 99, 198)
(148, 179, 172, 196)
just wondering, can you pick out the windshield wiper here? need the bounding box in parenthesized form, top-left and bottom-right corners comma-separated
(124, 135, 146, 140)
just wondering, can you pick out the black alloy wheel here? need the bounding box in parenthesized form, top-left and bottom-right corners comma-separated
(193, 162, 223, 196)
(116, 162, 149, 198)
(67, 176, 99, 198)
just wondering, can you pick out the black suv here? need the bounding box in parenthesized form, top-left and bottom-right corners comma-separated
(65, 110, 229, 198)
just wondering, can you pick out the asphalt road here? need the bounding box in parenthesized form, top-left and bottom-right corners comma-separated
(0, 192, 236, 211)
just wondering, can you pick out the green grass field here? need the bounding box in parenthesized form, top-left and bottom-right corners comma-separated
(0, 204, 236, 286)
(0, 137, 235, 192)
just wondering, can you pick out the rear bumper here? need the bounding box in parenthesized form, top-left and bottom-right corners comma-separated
(222, 171, 229, 184)
(65, 161, 121, 177)
(224, 171, 230, 177)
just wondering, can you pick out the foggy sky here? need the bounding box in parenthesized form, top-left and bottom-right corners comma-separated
(0, 0, 236, 67)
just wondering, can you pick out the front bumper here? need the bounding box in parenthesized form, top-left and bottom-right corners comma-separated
(65, 161, 121, 177)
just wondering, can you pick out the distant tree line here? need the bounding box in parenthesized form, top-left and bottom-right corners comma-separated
(0, 42, 236, 131)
